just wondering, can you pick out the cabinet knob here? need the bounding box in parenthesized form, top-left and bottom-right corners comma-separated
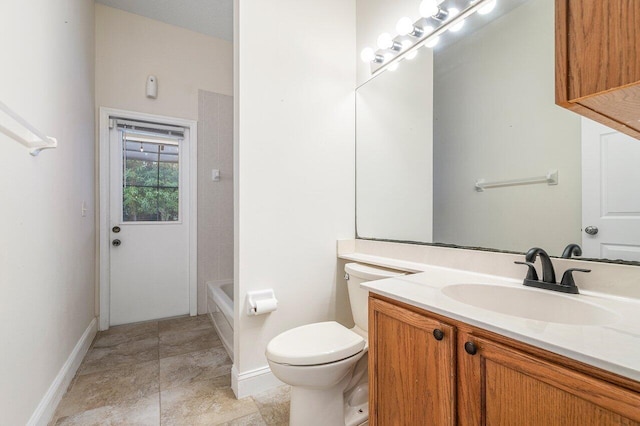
(464, 341, 477, 355)
(433, 329, 444, 341)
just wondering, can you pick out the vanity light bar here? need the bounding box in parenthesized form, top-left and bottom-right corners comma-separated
(367, 0, 495, 77)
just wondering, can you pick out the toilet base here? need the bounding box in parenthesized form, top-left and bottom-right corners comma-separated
(289, 374, 352, 426)
(345, 382, 368, 426)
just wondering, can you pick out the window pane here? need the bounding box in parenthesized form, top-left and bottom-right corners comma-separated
(158, 161, 179, 188)
(122, 136, 180, 222)
(157, 188, 179, 221)
(123, 187, 159, 221)
(125, 157, 158, 186)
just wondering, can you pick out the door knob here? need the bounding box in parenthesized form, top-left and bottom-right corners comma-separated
(112, 239, 121, 247)
(584, 226, 598, 235)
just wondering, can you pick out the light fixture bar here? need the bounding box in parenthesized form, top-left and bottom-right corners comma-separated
(370, 0, 494, 77)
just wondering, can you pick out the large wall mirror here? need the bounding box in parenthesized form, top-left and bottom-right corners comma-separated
(356, 0, 640, 262)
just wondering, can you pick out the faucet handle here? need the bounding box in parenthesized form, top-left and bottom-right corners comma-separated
(514, 261, 539, 281)
(560, 268, 591, 289)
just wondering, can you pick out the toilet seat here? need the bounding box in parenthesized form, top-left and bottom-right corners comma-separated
(266, 321, 365, 366)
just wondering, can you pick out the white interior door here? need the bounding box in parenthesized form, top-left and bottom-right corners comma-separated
(108, 120, 190, 325)
(582, 118, 640, 262)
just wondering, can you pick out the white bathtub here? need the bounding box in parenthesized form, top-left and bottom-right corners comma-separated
(207, 280, 233, 359)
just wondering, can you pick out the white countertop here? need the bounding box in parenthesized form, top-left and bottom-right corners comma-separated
(361, 265, 640, 382)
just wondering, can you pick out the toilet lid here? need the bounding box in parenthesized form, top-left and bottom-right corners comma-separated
(266, 321, 365, 366)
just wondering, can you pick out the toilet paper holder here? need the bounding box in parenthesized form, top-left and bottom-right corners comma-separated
(246, 289, 278, 316)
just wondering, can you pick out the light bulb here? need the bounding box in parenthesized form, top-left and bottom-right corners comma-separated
(396, 17, 415, 36)
(425, 36, 440, 48)
(401, 40, 413, 51)
(360, 47, 375, 63)
(419, 0, 439, 17)
(389, 62, 399, 72)
(479, 0, 497, 15)
(406, 50, 418, 60)
(377, 33, 393, 50)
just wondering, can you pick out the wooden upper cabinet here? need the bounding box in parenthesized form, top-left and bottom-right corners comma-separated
(368, 297, 456, 426)
(556, 0, 640, 139)
(458, 332, 640, 426)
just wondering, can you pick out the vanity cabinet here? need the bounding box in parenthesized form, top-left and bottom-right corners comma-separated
(368, 297, 456, 426)
(369, 295, 640, 425)
(555, 0, 640, 139)
(458, 333, 640, 425)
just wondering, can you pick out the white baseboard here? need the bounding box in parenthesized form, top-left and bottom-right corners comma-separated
(231, 364, 283, 399)
(27, 318, 98, 426)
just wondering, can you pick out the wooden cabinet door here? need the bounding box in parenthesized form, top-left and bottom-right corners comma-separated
(557, 0, 640, 101)
(556, 0, 640, 138)
(458, 333, 640, 425)
(369, 297, 455, 426)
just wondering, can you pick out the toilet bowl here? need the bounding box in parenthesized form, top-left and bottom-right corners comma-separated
(265, 263, 405, 426)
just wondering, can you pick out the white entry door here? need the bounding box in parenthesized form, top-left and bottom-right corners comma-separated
(108, 119, 191, 325)
(582, 118, 640, 262)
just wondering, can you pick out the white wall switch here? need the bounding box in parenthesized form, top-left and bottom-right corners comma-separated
(212, 169, 221, 181)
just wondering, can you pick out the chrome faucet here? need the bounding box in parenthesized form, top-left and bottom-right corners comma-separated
(514, 247, 590, 294)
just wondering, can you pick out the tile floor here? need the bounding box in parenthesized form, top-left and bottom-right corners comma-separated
(51, 315, 290, 425)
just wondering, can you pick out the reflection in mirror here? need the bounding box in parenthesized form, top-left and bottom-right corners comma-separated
(355, 0, 640, 262)
(357, 51, 433, 242)
(433, 0, 581, 256)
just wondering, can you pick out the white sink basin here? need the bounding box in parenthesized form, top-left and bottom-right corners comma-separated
(441, 284, 620, 326)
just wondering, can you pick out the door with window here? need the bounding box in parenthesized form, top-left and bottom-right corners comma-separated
(108, 119, 190, 325)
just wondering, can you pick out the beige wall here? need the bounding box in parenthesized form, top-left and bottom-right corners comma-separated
(95, 4, 233, 120)
(0, 0, 95, 423)
(198, 91, 234, 314)
(235, 0, 356, 394)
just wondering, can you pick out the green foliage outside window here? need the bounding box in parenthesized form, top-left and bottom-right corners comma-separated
(123, 156, 179, 221)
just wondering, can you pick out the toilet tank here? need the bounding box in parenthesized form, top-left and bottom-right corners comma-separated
(344, 263, 405, 335)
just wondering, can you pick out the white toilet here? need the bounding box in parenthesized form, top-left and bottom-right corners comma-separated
(266, 263, 405, 426)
